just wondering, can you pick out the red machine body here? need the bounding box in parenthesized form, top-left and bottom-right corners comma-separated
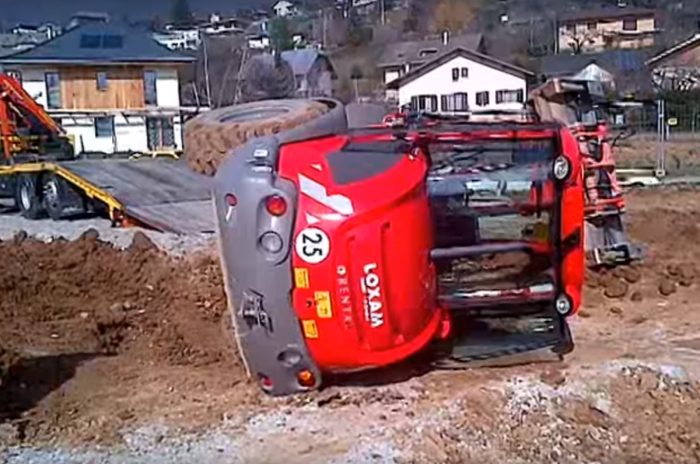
(275, 124, 584, 372)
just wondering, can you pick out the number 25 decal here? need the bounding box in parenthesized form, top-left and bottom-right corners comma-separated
(295, 227, 330, 264)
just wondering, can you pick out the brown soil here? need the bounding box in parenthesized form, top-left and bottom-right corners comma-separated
(0, 231, 255, 444)
(4, 187, 700, 462)
(585, 186, 700, 305)
(614, 137, 700, 174)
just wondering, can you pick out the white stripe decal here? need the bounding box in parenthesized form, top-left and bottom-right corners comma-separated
(299, 174, 354, 215)
(306, 213, 320, 225)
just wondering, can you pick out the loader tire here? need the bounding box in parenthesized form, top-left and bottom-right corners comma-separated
(184, 99, 329, 176)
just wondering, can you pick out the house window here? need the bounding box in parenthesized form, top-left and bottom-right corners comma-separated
(476, 91, 490, 107)
(495, 89, 524, 104)
(622, 18, 638, 31)
(587, 21, 597, 30)
(6, 70, 22, 83)
(441, 93, 468, 112)
(411, 95, 438, 112)
(45, 72, 61, 109)
(96, 72, 108, 91)
(452, 67, 459, 82)
(95, 116, 115, 138)
(565, 24, 575, 33)
(461, 67, 469, 78)
(144, 70, 158, 106)
(146, 117, 175, 150)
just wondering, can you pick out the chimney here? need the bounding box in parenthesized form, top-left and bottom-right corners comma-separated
(442, 30, 449, 45)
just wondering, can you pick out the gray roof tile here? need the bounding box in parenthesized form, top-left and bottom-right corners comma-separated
(378, 33, 484, 68)
(0, 22, 194, 64)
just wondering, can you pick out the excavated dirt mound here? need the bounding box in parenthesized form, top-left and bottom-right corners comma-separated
(586, 187, 700, 306)
(184, 100, 329, 176)
(0, 231, 255, 444)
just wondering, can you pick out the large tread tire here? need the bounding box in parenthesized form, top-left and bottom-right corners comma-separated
(184, 100, 329, 176)
(15, 174, 45, 219)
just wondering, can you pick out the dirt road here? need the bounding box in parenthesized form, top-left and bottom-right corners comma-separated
(2, 187, 700, 463)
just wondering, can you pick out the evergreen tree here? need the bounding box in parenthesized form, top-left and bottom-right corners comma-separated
(171, 0, 193, 25)
(270, 17, 294, 52)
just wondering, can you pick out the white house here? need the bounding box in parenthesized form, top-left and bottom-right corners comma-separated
(377, 33, 486, 102)
(386, 47, 534, 114)
(272, 0, 297, 17)
(0, 22, 196, 154)
(153, 28, 201, 51)
(245, 20, 271, 50)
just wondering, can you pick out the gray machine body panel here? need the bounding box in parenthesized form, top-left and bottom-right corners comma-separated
(213, 100, 348, 395)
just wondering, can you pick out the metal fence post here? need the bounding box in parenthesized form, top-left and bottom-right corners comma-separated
(656, 98, 666, 178)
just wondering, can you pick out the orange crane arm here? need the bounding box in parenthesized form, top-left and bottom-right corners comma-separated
(0, 74, 65, 159)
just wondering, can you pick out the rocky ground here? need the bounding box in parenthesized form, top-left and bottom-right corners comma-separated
(2, 187, 700, 463)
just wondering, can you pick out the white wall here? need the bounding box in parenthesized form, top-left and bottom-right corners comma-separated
(397, 55, 527, 112)
(63, 114, 183, 154)
(61, 115, 147, 154)
(384, 69, 400, 84)
(5, 64, 185, 154)
(150, 67, 182, 108)
(8, 66, 56, 108)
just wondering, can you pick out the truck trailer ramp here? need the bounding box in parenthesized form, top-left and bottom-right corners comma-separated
(1, 158, 216, 235)
(64, 159, 216, 235)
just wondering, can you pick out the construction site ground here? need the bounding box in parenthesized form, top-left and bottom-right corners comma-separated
(2, 186, 700, 464)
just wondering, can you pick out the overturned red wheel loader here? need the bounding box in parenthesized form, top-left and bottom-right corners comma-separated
(214, 101, 585, 395)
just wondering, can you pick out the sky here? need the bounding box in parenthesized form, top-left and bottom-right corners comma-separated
(1, 0, 263, 25)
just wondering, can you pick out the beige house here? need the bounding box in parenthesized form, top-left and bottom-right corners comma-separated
(557, 7, 658, 54)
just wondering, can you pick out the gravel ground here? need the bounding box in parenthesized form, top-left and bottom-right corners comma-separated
(0, 206, 215, 256)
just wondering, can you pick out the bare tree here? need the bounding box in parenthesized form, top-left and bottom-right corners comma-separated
(563, 29, 601, 54)
(240, 54, 297, 102)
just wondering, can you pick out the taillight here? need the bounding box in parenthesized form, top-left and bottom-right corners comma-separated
(258, 373, 273, 391)
(297, 369, 316, 388)
(265, 195, 287, 216)
(225, 193, 238, 207)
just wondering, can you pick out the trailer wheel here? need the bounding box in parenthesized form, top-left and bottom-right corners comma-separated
(183, 100, 329, 176)
(42, 174, 68, 220)
(15, 174, 44, 219)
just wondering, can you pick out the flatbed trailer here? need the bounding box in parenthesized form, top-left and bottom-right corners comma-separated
(0, 158, 215, 235)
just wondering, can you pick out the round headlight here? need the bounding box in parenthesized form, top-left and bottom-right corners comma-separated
(260, 231, 283, 253)
(553, 156, 571, 181)
(555, 294, 573, 316)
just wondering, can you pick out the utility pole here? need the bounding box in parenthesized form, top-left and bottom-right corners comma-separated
(322, 7, 327, 49)
(381, 0, 385, 25)
(202, 34, 212, 107)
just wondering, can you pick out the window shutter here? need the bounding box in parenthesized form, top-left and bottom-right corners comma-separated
(441, 95, 448, 112)
(455, 93, 468, 111)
